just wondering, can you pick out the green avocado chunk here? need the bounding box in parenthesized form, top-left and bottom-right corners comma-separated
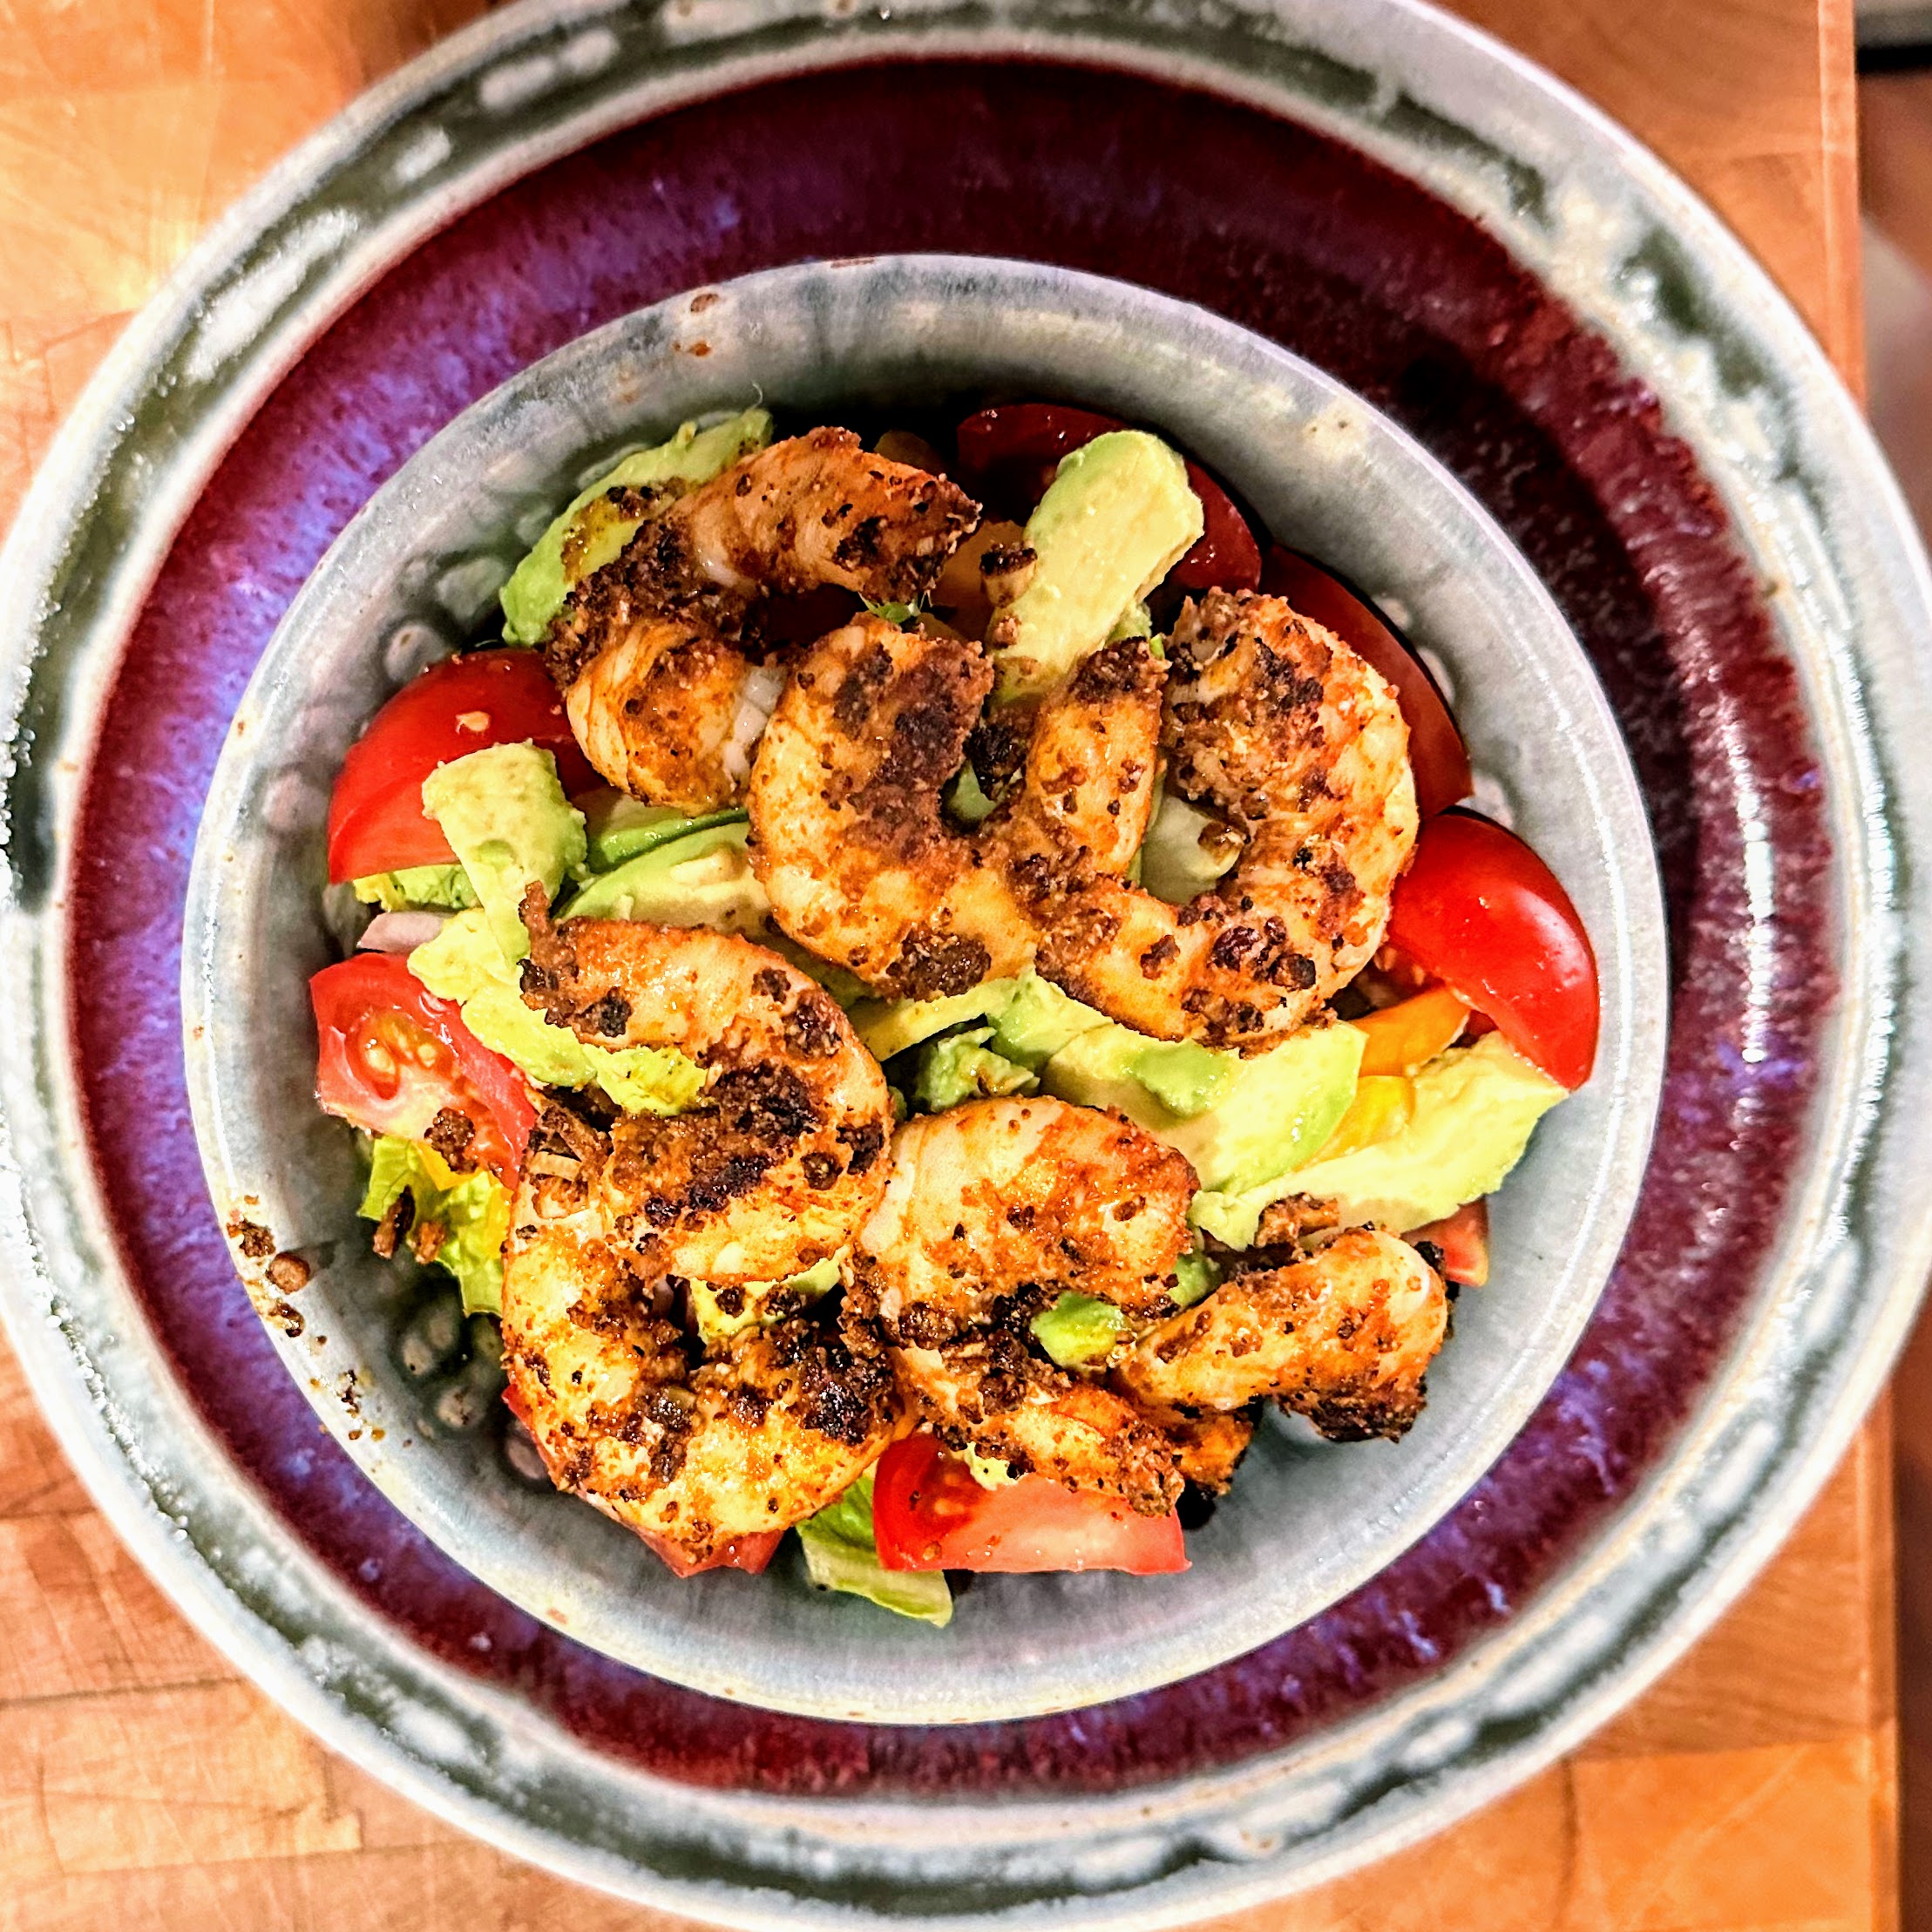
(986, 971, 1108, 1068)
(989, 430, 1203, 702)
(1041, 1019, 1361, 1197)
(1191, 1032, 1566, 1248)
(913, 1027, 1038, 1112)
(580, 788, 748, 871)
(850, 979, 1020, 1062)
(498, 406, 774, 645)
(352, 864, 478, 912)
(419, 743, 586, 962)
(409, 909, 703, 1115)
(554, 819, 767, 932)
(689, 1255, 842, 1348)
(796, 1472, 952, 1626)
(1029, 1291, 1127, 1369)
(1138, 789, 1237, 905)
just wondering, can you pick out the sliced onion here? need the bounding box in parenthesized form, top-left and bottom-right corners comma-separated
(357, 909, 451, 954)
(720, 662, 789, 785)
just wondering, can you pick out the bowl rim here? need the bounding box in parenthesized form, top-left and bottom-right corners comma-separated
(179, 249, 1669, 1725)
(0, 0, 1924, 1922)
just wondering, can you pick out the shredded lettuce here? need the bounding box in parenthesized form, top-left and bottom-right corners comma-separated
(796, 1472, 952, 1626)
(352, 864, 477, 912)
(410, 909, 703, 1115)
(359, 1136, 511, 1316)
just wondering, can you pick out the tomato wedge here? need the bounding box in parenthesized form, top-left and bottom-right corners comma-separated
(311, 952, 536, 1182)
(871, 1432, 1188, 1574)
(1413, 1199, 1490, 1288)
(1260, 547, 1473, 819)
(954, 403, 1261, 592)
(327, 648, 597, 881)
(1386, 811, 1599, 1089)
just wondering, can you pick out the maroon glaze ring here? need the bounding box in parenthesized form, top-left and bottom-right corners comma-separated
(4, 3, 1930, 1922)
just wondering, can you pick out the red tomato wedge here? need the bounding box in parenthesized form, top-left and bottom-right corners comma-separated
(326, 649, 597, 882)
(1386, 811, 1600, 1089)
(1260, 547, 1474, 819)
(871, 1432, 1188, 1574)
(636, 1529, 784, 1579)
(1413, 1199, 1490, 1288)
(954, 403, 1261, 593)
(310, 952, 536, 1182)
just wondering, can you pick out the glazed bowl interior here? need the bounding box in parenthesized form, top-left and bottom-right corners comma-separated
(183, 255, 1665, 1725)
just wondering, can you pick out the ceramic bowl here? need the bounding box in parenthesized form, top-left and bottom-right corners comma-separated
(182, 254, 1665, 1725)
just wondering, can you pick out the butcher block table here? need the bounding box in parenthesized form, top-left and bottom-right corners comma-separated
(0, 1, 1894, 1927)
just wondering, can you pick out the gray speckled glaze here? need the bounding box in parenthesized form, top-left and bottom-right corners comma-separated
(182, 255, 1666, 1725)
(0, 0, 1929, 1924)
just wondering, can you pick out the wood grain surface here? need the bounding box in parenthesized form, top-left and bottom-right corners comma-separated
(0, 2, 1895, 1927)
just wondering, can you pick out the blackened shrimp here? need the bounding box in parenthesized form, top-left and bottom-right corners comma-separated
(1114, 1227, 1447, 1441)
(500, 908, 901, 1559)
(746, 621, 1162, 1000)
(504, 1222, 897, 1560)
(546, 429, 980, 811)
(516, 894, 893, 1282)
(1018, 590, 1418, 1048)
(850, 1096, 1199, 1514)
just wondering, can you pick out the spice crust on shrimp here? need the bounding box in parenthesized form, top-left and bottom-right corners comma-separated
(747, 620, 1163, 1000)
(1017, 589, 1419, 1048)
(848, 1095, 1196, 1515)
(499, 907, 900, 1558)
(1115, 1227, 1447, 1442)
(546, 429, 980, 812)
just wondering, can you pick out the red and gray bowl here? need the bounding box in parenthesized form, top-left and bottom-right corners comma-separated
(0, 0, 1927, 1925)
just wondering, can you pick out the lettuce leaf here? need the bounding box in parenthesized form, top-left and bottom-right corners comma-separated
(359, 1135, 512, 1316)
(796, 1472, 952, 1626)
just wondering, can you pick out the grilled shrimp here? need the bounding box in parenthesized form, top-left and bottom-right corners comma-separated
(1019, 590, 1418, 1048)
(747, 614, 1034, 1000)
(546, 430, 980, 811)
(850, 1096, 1198, 1514)
(1114, 1228, 1447, 1441)
(500, 909, 900, 1558)
(517, 894, 894, 1282)
(747, 623, 1162, 1000)
(505, 1218, 897, 1559)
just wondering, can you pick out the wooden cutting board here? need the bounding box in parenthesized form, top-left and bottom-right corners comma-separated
(0, 2, 1893, 1926)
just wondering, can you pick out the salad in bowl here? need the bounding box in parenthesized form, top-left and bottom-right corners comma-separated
(302, 395, 1598, 1627)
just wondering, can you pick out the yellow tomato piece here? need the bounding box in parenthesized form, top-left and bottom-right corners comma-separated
(1313, 1074, 1414, 1161)
(1353, 984, 1470, 1076)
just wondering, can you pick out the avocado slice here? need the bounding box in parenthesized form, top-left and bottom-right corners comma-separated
(408, 908, 703, 1114)
(988, 430, 1203, 701)
(986, 971, 1109, 1068)
(420, 743, 587, 962)
(1138, 789, 1238, 905)
(580, 789, 748, 871)
(1042, 1019, 1362, 1197)
(850, 979, 1020, 1061)
(555, 820, 767, 932)
(498, 407, 774, 645)
(689, 1254, 841, 1348)
(1030, 1292, 1126, 1368)
(1191, 1032, 1566, 1247)
(912, 1027, 1037, 1112)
